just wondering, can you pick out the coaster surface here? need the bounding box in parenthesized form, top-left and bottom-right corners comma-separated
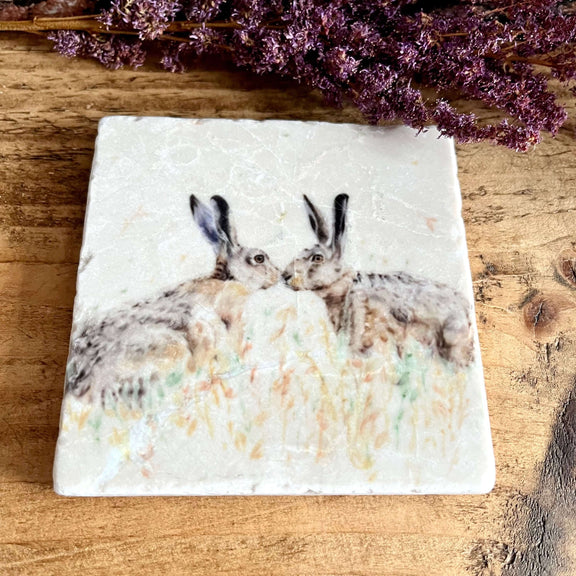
(54, 117, 495, 496)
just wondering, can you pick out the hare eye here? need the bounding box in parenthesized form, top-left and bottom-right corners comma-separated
(253, 254, 265, 264)
(312, 254, 324, 263)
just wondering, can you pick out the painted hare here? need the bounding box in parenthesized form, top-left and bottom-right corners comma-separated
(66, 195, 280, 404)
(283, 194, 474, 367)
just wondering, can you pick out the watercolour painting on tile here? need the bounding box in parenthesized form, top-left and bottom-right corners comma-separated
(53, 117, 495, 496)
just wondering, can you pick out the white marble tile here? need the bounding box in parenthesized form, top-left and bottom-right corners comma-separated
(53, 117, 495, 496)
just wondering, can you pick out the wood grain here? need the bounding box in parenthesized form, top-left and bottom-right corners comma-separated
(1, 32, 576, 576)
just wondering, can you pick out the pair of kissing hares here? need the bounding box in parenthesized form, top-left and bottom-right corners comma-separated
(66, 194, 474, 406)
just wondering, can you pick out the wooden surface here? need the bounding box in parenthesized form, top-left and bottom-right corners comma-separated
(1, 33, 576, 576)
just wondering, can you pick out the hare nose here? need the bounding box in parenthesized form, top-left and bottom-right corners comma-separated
(282, 271, 292, 283)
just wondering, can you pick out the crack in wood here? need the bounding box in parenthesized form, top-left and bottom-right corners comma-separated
(532, 301, 543, 327)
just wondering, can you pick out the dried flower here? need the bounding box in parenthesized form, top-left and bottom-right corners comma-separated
(35, 0, 576, 149)
(0, 0, 94, 20)
(99, 0, 182, 40)
(48, 30, 146, 69)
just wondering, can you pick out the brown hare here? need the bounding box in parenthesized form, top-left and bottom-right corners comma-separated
(66, 195, 280, 405)
(282, 194, 474, 367)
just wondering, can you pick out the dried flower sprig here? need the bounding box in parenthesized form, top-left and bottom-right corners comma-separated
(3, 0, 576, 150)
(0, 0, 94, 21)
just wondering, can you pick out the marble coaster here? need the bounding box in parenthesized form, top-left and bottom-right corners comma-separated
(53, 117, 495, 496)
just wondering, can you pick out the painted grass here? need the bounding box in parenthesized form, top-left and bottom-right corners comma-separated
(59, 288, 479, 492)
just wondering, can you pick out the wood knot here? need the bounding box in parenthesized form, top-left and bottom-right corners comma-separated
(522, 293, 559, 336)
(556, 249, 576, 289)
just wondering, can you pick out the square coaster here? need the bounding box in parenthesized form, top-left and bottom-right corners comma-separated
(54, 117, 495, 496)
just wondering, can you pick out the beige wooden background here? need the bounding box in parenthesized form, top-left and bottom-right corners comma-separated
(1, 33, 576, 576)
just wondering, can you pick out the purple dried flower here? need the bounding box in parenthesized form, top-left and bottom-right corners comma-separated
(0, 0, 93, 20)
(48, 30, 146, 69)
(182, 0, 227, 22)
(100, 0, 182, 40)
(0, 3, 29, 20)
(32, 0, 94, 18)
(44, 0, 576, 149)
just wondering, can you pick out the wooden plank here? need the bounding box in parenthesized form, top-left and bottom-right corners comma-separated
(0, 32, 575, 576)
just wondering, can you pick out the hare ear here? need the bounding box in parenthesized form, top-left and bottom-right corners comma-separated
(190, 195, 220, 253)
(332, 193, 349, 258)
(303, 195, 329, 245)
(210, 195, 238, 252)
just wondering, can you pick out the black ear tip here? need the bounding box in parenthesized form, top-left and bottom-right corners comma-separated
(190, 195, 199, 212)
(335, 193, 349, 204)
(211, 195, 229, 210)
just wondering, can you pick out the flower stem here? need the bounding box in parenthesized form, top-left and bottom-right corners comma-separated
(0, 15, 242, 34)
(0, 14, 569, 70)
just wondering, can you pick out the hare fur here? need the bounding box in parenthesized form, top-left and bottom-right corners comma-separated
(66, 195, 280, 405)
(282, 194, 474, 367)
